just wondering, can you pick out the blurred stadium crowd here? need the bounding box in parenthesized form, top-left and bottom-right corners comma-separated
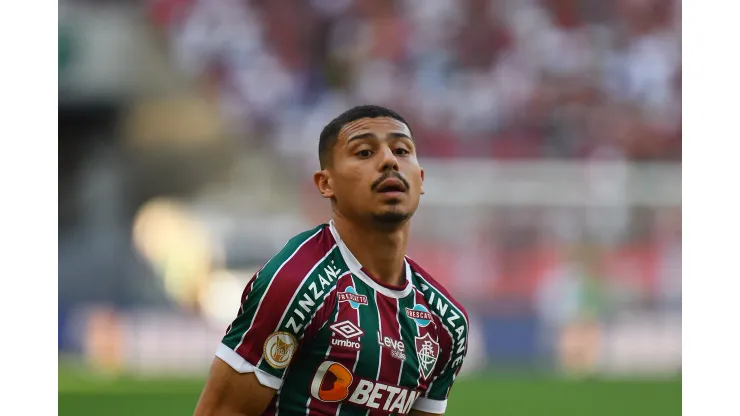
(151, 0, 681, 161)
(59, 0, 681, 379)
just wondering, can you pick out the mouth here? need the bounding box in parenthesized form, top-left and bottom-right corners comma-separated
(376, 178, 407, 194)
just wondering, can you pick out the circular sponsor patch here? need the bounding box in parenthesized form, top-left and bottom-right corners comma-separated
(345, 286, 361, 309)
(263, 332, 297, 369)
(408, 304, 432, 327)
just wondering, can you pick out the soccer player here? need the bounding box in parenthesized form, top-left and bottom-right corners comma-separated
(194, 105, 469, 416)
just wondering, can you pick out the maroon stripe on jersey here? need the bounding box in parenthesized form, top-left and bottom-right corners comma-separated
(413, 288, 438, 392)
(395, 298, 405, 389)
(307, 274, 359, 416)
(235, 228, 333, 362)
(367, 294, 404, 416)
(407, 258, 469, 323)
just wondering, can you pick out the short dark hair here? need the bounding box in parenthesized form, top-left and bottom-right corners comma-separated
(318, 105, 411, 169)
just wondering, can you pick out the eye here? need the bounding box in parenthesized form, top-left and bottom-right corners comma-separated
(356, 149, 373, 158)
(393, 148, 410, 156)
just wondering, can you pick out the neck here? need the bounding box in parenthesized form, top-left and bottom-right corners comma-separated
(332, 212, 410, 287)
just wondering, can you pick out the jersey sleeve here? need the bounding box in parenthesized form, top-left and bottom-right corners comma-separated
(412, 314, 469, 414)
(413, 306, 470, 413)
(216, 230, 337, 390)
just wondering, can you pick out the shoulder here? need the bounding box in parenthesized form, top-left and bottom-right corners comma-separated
(242, 223, 345, 320)
(407, 257, 469, 345)
(407, 258, 470, 386)
(253, 224, 337, 289)
(226, 224, 343, 345)
(407, 257, 468, 323)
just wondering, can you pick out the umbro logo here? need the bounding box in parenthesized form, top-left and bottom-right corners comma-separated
(329, 320, 364, 339)
(330, 320, 363, 350)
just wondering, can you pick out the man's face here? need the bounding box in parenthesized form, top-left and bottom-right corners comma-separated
(315, 117, 425, 226)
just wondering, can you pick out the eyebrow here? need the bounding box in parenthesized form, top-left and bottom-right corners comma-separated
(347, 132, 413, 143)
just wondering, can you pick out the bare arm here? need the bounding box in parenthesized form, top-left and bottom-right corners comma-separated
(193, 357, 277, 416)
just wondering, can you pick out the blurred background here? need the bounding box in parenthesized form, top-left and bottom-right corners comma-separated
(58, 0, 681, 414)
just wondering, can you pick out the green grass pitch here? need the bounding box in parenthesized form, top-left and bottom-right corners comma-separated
(59, 368, 680, 416)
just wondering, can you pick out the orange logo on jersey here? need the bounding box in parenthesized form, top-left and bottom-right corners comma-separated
(310, 361, 354, 402)
(310, 361, 422, 413)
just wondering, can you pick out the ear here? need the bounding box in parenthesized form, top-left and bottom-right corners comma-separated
(420, 167, 425, 195)
(313, 170, 334, 199)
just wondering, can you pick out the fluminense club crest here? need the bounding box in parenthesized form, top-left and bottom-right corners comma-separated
(414, 333, 440, 380)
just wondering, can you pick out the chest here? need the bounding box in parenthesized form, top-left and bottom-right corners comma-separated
(311, 286, 445, 392)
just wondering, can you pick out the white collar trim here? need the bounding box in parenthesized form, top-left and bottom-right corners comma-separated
(329, 220, 413, 299)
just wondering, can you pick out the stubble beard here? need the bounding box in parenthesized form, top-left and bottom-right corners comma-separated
(372, 206, 412, 227)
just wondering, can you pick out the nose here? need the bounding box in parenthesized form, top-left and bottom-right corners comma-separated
(379, 146, 399, 172)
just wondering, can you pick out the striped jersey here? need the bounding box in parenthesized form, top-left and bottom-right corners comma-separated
(216, 221, 469, 415)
